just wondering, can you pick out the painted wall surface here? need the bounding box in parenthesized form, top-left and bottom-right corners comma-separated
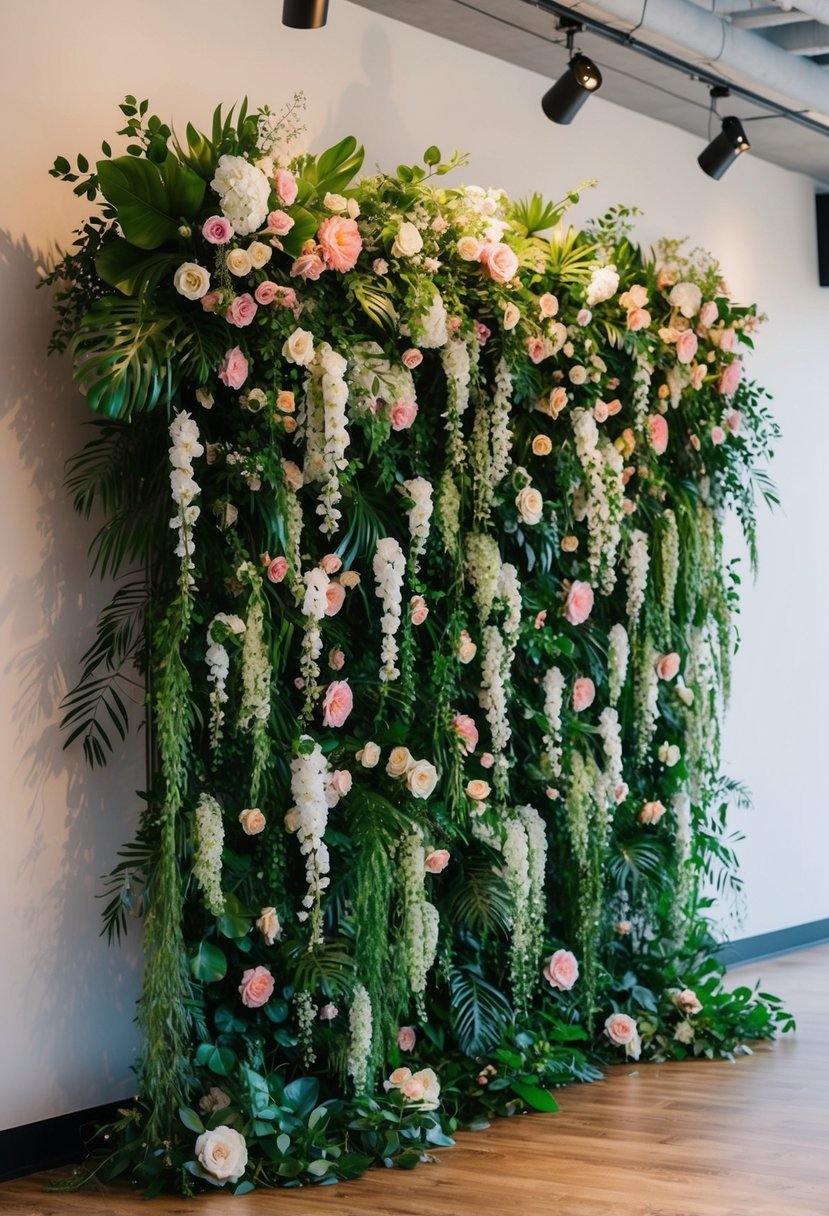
(1, 0, 826, 1128)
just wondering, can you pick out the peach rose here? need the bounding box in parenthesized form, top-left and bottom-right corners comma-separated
(539, 292, 559, 317)
(218, 346, 249, 390)
(572, 677, 595, 712)
(457, 235, 482, 261)
(256, 907, 281, 945)
(675, 329, 698, 364)
(466, 779, 491, 801)
(290, 252, 325, 281)
(626, 307, 651, 332)
(534, 610, 547, 629)
(226, 248, 252, 277)
(564, 580, 594, 625)
(386, 746, 415, 778)
(339, 570, 360, 588)
(549, 386, 569, 417)
(480, 241, 519, 283)
(284, 807, 301, 833)
(542, 948, 579, 991)
(526, 336, 547, 365)
(673, 988, 703, 1016)
(357, 740, 381, 768)
(452, 713, 479, 753)
(322, 680, 353, 728)
(649, 414, 669, 455)
(532, 434, 552, 456)
(425, 849, 450, 874)
(318, 215, 362, 273)
(410, 594, 429, 625)
(638, 800, 667, 825)
(503, 302, 520, 330)
(457, 630, 477, 664)
(593, 402, 609, 423)
(561, 535, 579, 553)
(391, 222, 423, 258)
(397, 1026, 417, 1052)
(282, 327, 315, 366)
(329, 647, 345, 671)
(238, 965, 275, 1008)
(390, 400, 418, 431)
(239, 808, 266, 835)
(655, 652, 680, 681)
(385, 1066, 412, 1090)
(324, 581, 346, 617)
(277, 390, 296, 413)
(516, 485, 543, 525)
(401, 1077, 426, 1101)
(282, 459, 304, 491)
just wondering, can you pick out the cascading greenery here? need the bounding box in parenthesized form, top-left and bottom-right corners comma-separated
(44, 95, 792, 1198)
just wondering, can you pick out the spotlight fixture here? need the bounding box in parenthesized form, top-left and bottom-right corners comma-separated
(541, 22, 602, 126)
(282, 0, 329, 28)
(698, 116, 750, 179)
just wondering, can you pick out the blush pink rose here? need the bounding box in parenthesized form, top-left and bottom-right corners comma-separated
(726, 410, 741, 434)
(639, 800, 667, 825)
(711, 425, 726, 445)
(699, 300, 718, 328)
(322, 680, 353, 728)
(202, 215, 233, 245)
(267, 209, 295, 236)
(424, 849, 450, 874)
(274, 168, 298, 205)
(572, 677, 595, 712)
(291, 252, 326, 281)
(524, 337, 544, 364)
(479, 241, 519, 283)
(690, 363, 706, 390)
(474, 320, 491, 345)
(675, 329, 698, 364)
(318, 216, 363, 273)
(320, 553, 342, 574)
(719, 327, 738, 353)
(649, 413, 669, 455)
(655, 652, 680, 681)
(225, 293, 258, 328)
(218, 346, 249, 390)
(275, 285, 298, 309)
(543, 948, 579, 991)
(267, 555, 288, 583)
(201, 290, 222, 313)
(324, 581, 346, 617)
(255, 280, 278, 305)
(593, 402, 609, 423)
(480, 752, 495, 769)
(401, 348, 423, 369)
(565, 580, 594, 626)
(604, 1012, 638, 1046)
(534, 609, 547, 629)
(718, 360, 742, 396)
(329, 647, 345, 671)
(397, 1026, 417, 1052)
(452, 713, 479, 754)
(626, 307, 651, 332)
(389, 400, 418, 431)
(409, 595, 429, 626)
(238, 965, 275, 1008)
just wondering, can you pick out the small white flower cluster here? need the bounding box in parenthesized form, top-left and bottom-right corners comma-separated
(632, 353, 654, 433)
(441, 335, 472, 465)
(480, 625, 510, 794)
(671, 790, 694, 944)
(373, 536, 406, 682)
(597, 707, 624, 824)
(400, 830, 440, 1017)
(193, 793, 225, 916)
(168, 411, 203, 584)
(210, 153, 271, 236)
(566, 748, 596, 867)
(635, 638, 661, 761)
(497, 562, 522, 643)
(282, 465, 305, 604)
(205, 613, 246, 749)
(607, 623, 630, 707)
(542, 666, 565, 780)
(503, 815, 533, 1009)
(406, 289, 449, 350)
(315, 344, 350, 536)
(571, 408, 624, 595)
(295, 989, 317, 1067)
(347, 342, 416, 420)
(585, 263, 620, 307)
(288, 738, 331, 942)
(347, 984, 374, 1093)
(490, 357, 514, 487)
(660, 509, 680, 627)
(299, 567, 330, 718)
(464, 532, 502, 622)
(625, 529, 650, 630)
(516, 804, 548, 979)
(400, 476, 433, 570)
(238, 593, 270, 732)
(301, 374, 326, 486)
(435, 469, 461, 556)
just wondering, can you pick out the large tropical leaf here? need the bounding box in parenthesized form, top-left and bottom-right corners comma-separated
(450, 964, 513, 1056)
(445, 858, 512, 938)
(96, 154, 204, 249)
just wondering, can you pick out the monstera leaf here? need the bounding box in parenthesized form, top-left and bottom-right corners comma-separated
(96, 154, 205, 249)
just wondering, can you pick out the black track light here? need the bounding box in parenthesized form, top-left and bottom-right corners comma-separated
(282, 0, 329, 28)
(541, 53, 603, 125)
(698, 116, 751, 180)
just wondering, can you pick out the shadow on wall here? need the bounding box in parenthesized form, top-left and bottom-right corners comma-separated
(0, 229, 143, 1121)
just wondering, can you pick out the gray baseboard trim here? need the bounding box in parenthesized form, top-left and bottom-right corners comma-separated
(719, 917, 829, 967)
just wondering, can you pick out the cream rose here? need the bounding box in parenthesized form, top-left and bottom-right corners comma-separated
(516, 485, 543, 525)
(407, 759, 439, 799)
(357, 740, 381, 768)
(466, 779, 491, 801)
(392, 222, 423, 258)
(503, 302, 520, 330)
(323, 191, 348, 212)
(282, 327, 315, 366)
(457, 630, 477, 664)
(247, 241, 272, 270)
(239, 808, 266, 835)
(386, 745, 414, 779)
(226, 248, 252, 277)
(194, 1126, 248, 1183)
(173, 262, 211, 301)
(457, 236, 482, 261)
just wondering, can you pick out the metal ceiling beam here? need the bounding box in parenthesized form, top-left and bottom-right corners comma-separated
(768, 0, 829, 23)
(760, 18, 829, 50)
(730, 7, 817, 29)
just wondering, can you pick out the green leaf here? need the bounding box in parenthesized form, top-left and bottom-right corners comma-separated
(190, 940, 227, 983)
(450, 965, 514, 1056)
(195, 1042, 237, 1076)
(307, 1160, 330, 1177)
(282, 1077, 319, 1116)
(158, 151, 206, 218)
(95, 238, 179, 297)
(178, 1106, 205, 1134)
(276, 1133, 291, 1154)
(233, 1181, 255, 1195)
(96, 156, 180, 249)
(423, 145, 441, 166)
(510, 1080, 559, 1112)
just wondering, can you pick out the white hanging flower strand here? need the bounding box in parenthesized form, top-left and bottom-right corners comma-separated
(316, 343, 350, 536)
(490, 357, 514, 487)
(608, 623, 630, 707)
(625, 529, 650, 630)
(571, 408, 624, 595)
(237, 565, 271, 732)
(542, 666, 565, 780)
(347, 984, 373, 1093)
(400, 829, 440, 1018)
(442, 335, 472, 465)
(288, 737, 331, 944)
(168, 410, 203, 587)
(632, 352, 653, 433)
(299, 567, 330, 719)
(205, 613, 246, 749)
(373, 536, 406, 682)
(597, 706, 624, 825)
(400, 477, 434, 570)
(193, 793, 225, 916)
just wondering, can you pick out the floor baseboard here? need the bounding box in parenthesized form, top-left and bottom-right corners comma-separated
(0, 1100, 125, 1183)
(719, 917, 829, 967)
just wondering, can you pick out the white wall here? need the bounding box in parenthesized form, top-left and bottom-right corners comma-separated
(1, 0, 825, 1128)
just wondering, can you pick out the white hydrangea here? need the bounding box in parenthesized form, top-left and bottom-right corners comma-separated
(373, 537, 406, 682)
(210, 154, 271, 236)
(193, 794, 225, 916)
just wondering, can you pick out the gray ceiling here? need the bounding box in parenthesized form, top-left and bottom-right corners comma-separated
(350, 0, 829, 187)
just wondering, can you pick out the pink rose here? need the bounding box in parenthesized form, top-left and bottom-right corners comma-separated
(267, 209, 295, 236)
(218, 346, 249, 390)
(225, 293, 258, 328)
(718, 360, 742, 397)
(479, 241, 519, 284)
(673, 988, 703, 1016)
(317, 215, 363, 273)
(649, 413, 669, 455)
(401, 348, 423, 369)
(543, 948, 579, 991)
(274, 168, 298, 205)
(675, 329, 698, 365)
(626, 307, 651, 332)
(576, 308, 592, 325)
(711, 425, 726, 445)
(329, 647, 345, 671)
(534, 610, 547, 629)
(275, 285, 298, 310)
(719, 327, 738, 353)
(572, 677, 595, 712)
(474, 320, 491, 345)
(238, 965, 275, 1008)
(202, 215, 233, 245)
(320, 553, 342, 574)
(322, 680, 353, 728)
(201, 290, 222, 313)
(699, 300, 718, 328)
(324, 581, 346, 617)
(267, 555, 288, 584)
(655, 652, 680, 681)
(389, 400, 418, 431)
(255, 281, 279, 306)
(690, 363, 706, 390)
(604, 1012, 638, 1047)
(480, 752, 495, 769)
(639, 800, 666, 825)
(410, 594, 428, 625)
(726, 410, 742, 434)
(564, 580, 594, 626)
(397, 1026, 417, 1052)
(526, 336, 547, 364)
(689, 433, 701, 452)
(291, 252, 326, 281)
(319, 1002, 338, 1020)
(452, 713, 479, 754)
(424, 849, 450, 874)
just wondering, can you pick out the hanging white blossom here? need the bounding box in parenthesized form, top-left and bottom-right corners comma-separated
(347, 984, 373, 1093)
(465, 533, 502, 622)
(632, 352, 653, 433)
(193, 794, 225, 916)
(503, 815, 533, 1009)
(289, 737, 331, 943)
(625, 529, 650, 629)
(571, 407, 624, 595)
(298, 567, 330, 718)
(516, 804, 547, 975)
(597, 707, 624, 825)
(316, 343, 350, 536)
(480, 625, 511, 797)
(542, 666, 565, 780)
(608, 623, 630, 707)
(660, 509, 680, 627)
(205, 613, 246, 749)
(168, 411, 203, 586)
(490, 357, 514, 486)
(373, 537, 406, 682)
(635, 637, 661, 760)
(442, 336, 472, 464)
(238, 587, 270, 732)
(400, 830, 440, 1017)
(400, 476, 434, 570)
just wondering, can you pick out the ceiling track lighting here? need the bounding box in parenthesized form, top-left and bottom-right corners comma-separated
(541, 20, 603, 125)
(698, 88, 751, 180)
(282, 0, 329, 29)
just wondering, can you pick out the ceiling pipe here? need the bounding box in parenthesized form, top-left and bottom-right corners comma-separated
(562, 0, 829, 117)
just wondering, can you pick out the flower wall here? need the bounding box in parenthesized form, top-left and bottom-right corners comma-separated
(47, 97, 790, 1196)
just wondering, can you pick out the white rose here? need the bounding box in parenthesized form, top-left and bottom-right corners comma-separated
(226, 248, 252, 277)
(516, 485, 543, 525)
(586, 264, 620, 307)
(173, 262, 211, 300)
(323, 192, 348, 212)
(669, 281, 702, 319)
(357, 741, 381, 768)
(282, 328, 316, 366)
(248, 241, 273, 270)
(407, 759, 438, 799)
(347, 197, 361, 219)
(392, 221, 424, 258)
(194, 1126, 248, 1183)
(386, 746, 414, 779)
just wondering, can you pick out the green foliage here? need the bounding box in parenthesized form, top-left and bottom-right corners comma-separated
(450, 965, 514, 1056)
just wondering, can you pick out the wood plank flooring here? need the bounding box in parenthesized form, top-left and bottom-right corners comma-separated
(3, 944, 827, 1215)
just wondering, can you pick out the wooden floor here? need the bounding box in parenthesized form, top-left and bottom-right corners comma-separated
(3, 945, 828, 1216)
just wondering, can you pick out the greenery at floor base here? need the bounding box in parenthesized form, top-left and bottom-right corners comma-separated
(44, 95, 792, 1196)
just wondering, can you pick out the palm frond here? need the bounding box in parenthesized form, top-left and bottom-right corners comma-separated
(444, 858, 511, 938)
(450, 964, 514, 1056)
